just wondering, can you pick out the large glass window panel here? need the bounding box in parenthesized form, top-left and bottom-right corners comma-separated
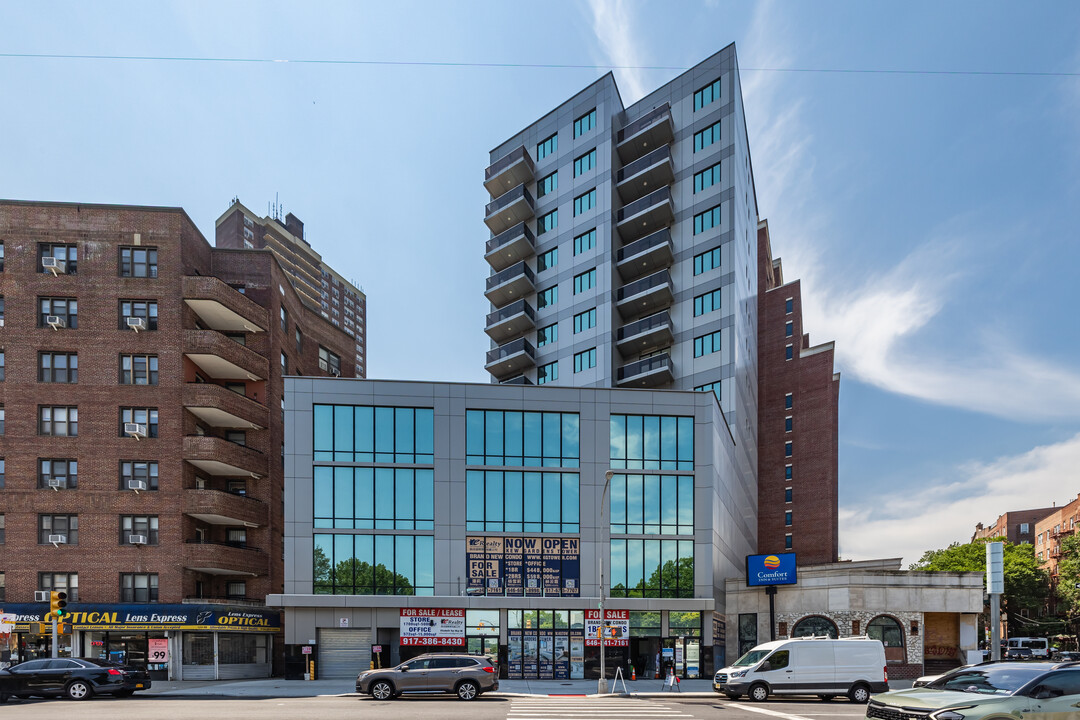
(523, 413, 542, 463)
(661, 475, 677, 534)
(395, 408, 414, 462)
(415, 536, 434, 594)
(610, 474, 626, 533)
(374, 468, 394, 528)
(355, 468, 374, 528)
(355, 535, 374, 593)
(504, 412, 523, 463)
(504, 473, 523, 531)
(643, 476, 661, 534)
(523, 473, 542, 531)
(611, 539, 627, 595)
(610, 415, 626, 463)
(314, 535, 333, 593)
(678, 417, 694, 470)
(355, 406, 374, 460)
(334, 534, 354, 595)
(678, 540, 694, 597)
(314, 467, 334, 528)
(485, 471, 503, 532)
(416, 410, 433, 458)
(562, 474, 579, 527)
(562, 415, 579, 461)
(627, 474, 644, 532)
(626, 415, 643, 467)
(375, 535, 394, 594)
(334, 467, 354, 529)
(415, 469, 434, 529)
(396, 537, 415, 595)
(466, 470, 484, 530)
(466, 410, 484, 459)
(374, 407, 394, 462)
(333, 405, 353, 461)
(643, 416, 661, 469)
(610, 415, 695, 471)
(678, 476, 694, 534)
(626, 539, 644, 598)
(543, 413, 561, 468)
(542, 473, 560, 532)
(395, 468, 414, 529)
(644, 540, 661, 598)
(467, 410, 579, 467)
(485, 412, 502, 465)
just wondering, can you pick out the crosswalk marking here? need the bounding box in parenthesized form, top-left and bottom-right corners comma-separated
(507, 697, 695, 719)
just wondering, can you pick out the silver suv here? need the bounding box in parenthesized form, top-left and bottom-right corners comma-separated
(356, 654, 499, 700)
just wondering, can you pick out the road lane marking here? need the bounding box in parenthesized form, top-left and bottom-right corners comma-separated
(736, 705, 819, 720)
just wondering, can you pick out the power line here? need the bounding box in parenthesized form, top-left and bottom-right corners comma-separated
(1, 52, 1078, 77)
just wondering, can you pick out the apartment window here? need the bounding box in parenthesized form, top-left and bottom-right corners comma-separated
(785, 442, 793, 457)
(693, 288, 722, 316)
(39, 406, 78, 436)
(785, 534, 793, 550)
(121, 573, 158, 603)
(573, 268, 596, 295)
(120, 515, 159, 545)
(318, 346, 341, 375)
(0, 515, 4, 543)
(573, 308, 597, 334)
(573, 189, 596, 216)
(466, 470, 579, 534)
(537, 323, 558, 347)
(537, 248, 558, 272)
(693, 161, 722, 193)
(693, 330, 722, 358)
(693, 203, 723, 235)
(0, 241, 4, 271)
(785, 321, 794, 337)
(38, 352, 78, 383)
(537, 361, 558, 385)
(1020, 523, 1030, 534)
(39, 459, 78, 489)
(465, 410, 579, 468)
(610, 415, 694, 471)
(119, 300, 158, 330)
(574, 148, 597, 177)
(295, 327, 302, 354)
(226, 581, 247, 599)
(226, 430, 247, 446)
(315, 465, 435, 530)
(280, 306, 287, 331)
(785, 417, 792, 432)
(0, 458, 5, 488)
(39, 515, 78, 545)
(785, 345, 794, 360)
(39, 243, 78, 274)
(693, 77, 722, 111)
(0, 406, 4, 435)
(120, 407, 158, 438)
(785, 393, 793, 409)
(39, 297, 78, 328)
(40, 572, 78, 600)
(120, 354, 158, 385)
(693, 246, 721, 275)
(785, 511, 793, 527)
(573, 228, 596, 255)
(537, 133, 558, 160)
(785, 298, 794, 314)
(573, 348, 597, 373)
(119, 246, 158, 278)
(226, 528, 247, 546)
(0, 297, 4, 325)
(785, 465, 792, 480)
(537, 209, 558, 235)
(120, 461, 159, 490)
(695, 381, 721, 404)
(537, 286, 558, 309)
(785, 488, 793, 503)
(574, 108, 596, 137)
(537, 170, 558, 198)
(693, 120, 722, 152)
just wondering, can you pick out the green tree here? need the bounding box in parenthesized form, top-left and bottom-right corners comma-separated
(1055, 533, 1080, 631)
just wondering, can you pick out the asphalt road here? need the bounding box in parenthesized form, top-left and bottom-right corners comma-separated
(2, 693, 873, 720)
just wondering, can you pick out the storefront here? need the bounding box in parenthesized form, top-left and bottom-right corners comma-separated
(0, 602, 279, 680)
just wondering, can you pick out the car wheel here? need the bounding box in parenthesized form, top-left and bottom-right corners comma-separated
(848, 683, 870, 704)
(66, 680, 93, 700)
(749, 683, 769, 702)
(370, 681, 395, 700)
(819, 695, 835, 701)
(456, 680, 479, 700)
(724, 693, 740, 700)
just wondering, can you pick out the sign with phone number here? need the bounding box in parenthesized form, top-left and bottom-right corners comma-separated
(401, 637, 466, 646)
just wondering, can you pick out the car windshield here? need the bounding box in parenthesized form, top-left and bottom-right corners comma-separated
(930, 666, 1047, 695)
(731, 650, 771, 667)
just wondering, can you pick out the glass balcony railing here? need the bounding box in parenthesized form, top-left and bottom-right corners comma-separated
(616, 353, 671, 382)
(616, 103, 672, 144)
(486, 222, 536, 255)
(616, 187, 671, 223)
(486, 299, 536, 328)
(485, 184, 534, 218)
(616, 269, 670, 302)
(616, 311, 671, 341)
(616, 145, 671, 184)
(616, 228, 671, 263)
(485, 337, 535, 366)
(485, 146, 535, 182)
(486, 261, 536, 292)
(500, 375, 534, 385)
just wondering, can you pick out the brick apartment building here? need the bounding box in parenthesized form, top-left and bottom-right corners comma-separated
(0, 200, 356, 679)
(1035, 494, 1080, 582)
(972, 506, 1056, 545)
(756, 220, 840, 565)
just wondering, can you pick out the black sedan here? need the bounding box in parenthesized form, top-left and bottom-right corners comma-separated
(0, 657, 152, 701)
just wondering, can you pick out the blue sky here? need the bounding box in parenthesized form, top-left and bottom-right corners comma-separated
(3, 1, 1079, 566)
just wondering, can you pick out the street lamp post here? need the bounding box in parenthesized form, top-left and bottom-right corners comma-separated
(598, 470, 614, 694)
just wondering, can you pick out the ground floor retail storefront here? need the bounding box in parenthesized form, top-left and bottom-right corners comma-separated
(0, 602, 280, 680)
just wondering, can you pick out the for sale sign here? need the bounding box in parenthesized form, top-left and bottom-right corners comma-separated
(399, 608, 466, 646)
(584, 609, 629, 646)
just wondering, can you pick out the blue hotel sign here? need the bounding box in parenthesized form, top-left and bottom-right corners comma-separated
(746, 553, 797, 587)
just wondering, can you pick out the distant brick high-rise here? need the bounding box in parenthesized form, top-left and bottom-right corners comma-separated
(756, 220, 839, 564)
(972, 507, 1056, 545)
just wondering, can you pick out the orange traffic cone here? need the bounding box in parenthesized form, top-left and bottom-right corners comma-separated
(631, 666, 636, 681)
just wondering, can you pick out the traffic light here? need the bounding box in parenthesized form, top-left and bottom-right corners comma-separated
(50, 590, 68, 620)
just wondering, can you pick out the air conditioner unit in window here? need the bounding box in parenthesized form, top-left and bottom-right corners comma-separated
(124, 422, 147, 439)
(330, 369, 341, 377)
(127, 479, 147, 492)
(128, 534, 148, 545)
(42, 257, 67, 275)
(46, 315, 66, 330)
(34, 590, 50, 602)
(47, 477, 67, 490)
(48, 534, 68, 545)
(126, 316, 146, 331)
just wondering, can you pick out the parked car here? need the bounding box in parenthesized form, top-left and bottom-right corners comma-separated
(912, 663, 975, 688)
(0, 657, 152, 701)
(356, 653, 498, 700)
(714, 636, 888, 702)
(1007, 647, 1034, 661)
(866, 662, 1080, 720)
(1051, 650, 1080, 662)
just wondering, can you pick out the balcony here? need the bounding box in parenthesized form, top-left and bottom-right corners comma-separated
(183, 541, 269, 576)
(616, 103, 674, 163)
(185, 488, 269, 528)
(485, 222, 536, 272)
(184, 435, 269, 478)
(615, 186, 674, 242)
(484, 146, 537, 197)
(485, 337, 536, 380)
(182, 276, 267, 333)
(616, 353, 674, 388)
(484, 184, 535, 235)
(183, 596, 265, 607)
(500, 375, 533, 385)
(616, 311, 673, 355)
(615, 269, 673, 319)
(484, 299, 536, 342)
(616, 146, 674, 203)
(183, 382, 269, 430)
(616, 228, 674, 281)
(1051, 528, 1074, 539)
(184, 330, 269, 381)
(484, 261, 536, 309)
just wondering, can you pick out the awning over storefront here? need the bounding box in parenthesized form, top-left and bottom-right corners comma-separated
(0, 603, 281, 633)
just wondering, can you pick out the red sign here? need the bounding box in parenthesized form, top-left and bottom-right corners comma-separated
(399, 608, 466, 646)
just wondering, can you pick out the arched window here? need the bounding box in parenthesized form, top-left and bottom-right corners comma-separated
(792, 615, 838, 638)
(868, 615, 905, 660)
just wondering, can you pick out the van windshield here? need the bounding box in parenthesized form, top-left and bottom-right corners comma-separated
(732, 650, 771, 667)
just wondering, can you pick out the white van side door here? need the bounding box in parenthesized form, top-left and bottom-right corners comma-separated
(756, 649, 796, 692)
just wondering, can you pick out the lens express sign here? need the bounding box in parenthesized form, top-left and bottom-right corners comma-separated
(0, 603, 281, 632)
(746, 553, 797, 587)
(399, 608, 466, 647)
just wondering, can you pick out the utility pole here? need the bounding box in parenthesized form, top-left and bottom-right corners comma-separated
(598, 470, 614, 694)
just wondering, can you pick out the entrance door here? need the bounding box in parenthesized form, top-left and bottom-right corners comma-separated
(467, 636, 498, 659)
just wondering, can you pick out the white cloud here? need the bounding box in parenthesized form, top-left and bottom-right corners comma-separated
(840, 433, 1080, 565)
(585, 0, 647, 103)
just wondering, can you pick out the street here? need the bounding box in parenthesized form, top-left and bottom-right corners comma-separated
(2, 693, 874, 720)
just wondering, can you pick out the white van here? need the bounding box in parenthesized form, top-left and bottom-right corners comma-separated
(714, 636, 888, 703)
(1006, 637, 1049, 659)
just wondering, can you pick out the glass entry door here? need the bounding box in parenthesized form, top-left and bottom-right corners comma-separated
(467, 636, 499, 658)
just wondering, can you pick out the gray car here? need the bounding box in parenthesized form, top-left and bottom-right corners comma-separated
(356, 654, 499, 700)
